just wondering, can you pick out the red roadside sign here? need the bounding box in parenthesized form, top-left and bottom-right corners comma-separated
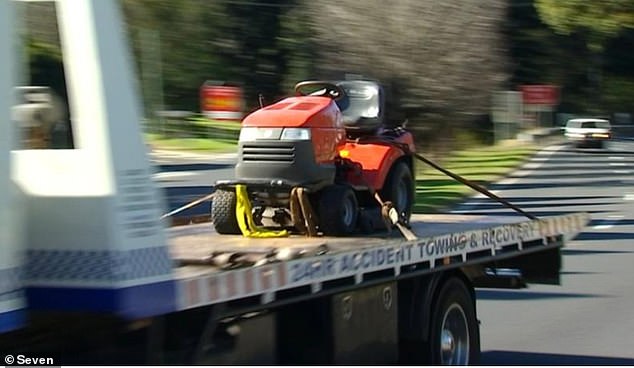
(520, 85, 559, 106)
(200, 82, 243, 120)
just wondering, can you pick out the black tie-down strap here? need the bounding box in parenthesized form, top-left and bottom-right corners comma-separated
(359, 136, 538, 221)
(411, 151, 537, 220)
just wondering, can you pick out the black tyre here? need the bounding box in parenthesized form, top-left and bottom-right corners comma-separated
(318, 185, 358, 236)
(429, 277, 480, 365)
(211, 188, 241, 235)
(380, 162, 414, 225)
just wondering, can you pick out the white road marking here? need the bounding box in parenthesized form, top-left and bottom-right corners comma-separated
(609, 156, 625, 160)
(592, 218, 620, 230)
(510, 169, 532, 177)
(593, 224, 614, 230)
(591, 215, 623, 230)
(454, 144, 565, 210)
(497, 177, 521, 186)
(153, 172, 198, 180)
(613, 170, 632, 174)
(624, 194, 634, 201)
(496, 145, 564, 186)
(609, 162, 626, 166)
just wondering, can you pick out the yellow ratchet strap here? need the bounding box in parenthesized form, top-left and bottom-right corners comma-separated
(235, 184, 289, 238)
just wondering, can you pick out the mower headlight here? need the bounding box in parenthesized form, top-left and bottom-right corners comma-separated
(239, 127, 259, 142)
(239, 127, 282, 141)
(280, 128, 311, 140)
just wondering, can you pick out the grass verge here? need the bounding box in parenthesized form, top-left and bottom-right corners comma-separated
(146, 133, 238, 152)
(145, 117, 240, 152)
(188, 116, 242, 131)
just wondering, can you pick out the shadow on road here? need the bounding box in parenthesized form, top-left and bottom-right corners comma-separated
(162, 186, 213, 217)
(588, 218, 634, 226)
(457, 200, 617, 211)
(481, 350, 634, 365)
(550, 147, 634, 156)
(509, 171, 633, 180)
(458, 209, 608, 218)
(463, 195, 616, 203)
(489, 180, 629, 191)
(476, 289, 607, 301)
(574, 232, 634, 241)
(562, 248, 634, 256)
(559, 270, 603, 275)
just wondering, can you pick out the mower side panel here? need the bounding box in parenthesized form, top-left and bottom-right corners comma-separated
(308, 105, 345, 164)
(341, 143, 405, 190)
(340, 132, 415, 190)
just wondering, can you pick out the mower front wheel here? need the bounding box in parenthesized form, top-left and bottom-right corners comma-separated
(318, 185, 359, 236)
(211, 188, 241, 235)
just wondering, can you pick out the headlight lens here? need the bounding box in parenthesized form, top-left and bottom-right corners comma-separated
(239, 127, 311, 141)
(238, 127, 282, 141)
(280, 128, 311, 140)
(239, 127, 259, 141)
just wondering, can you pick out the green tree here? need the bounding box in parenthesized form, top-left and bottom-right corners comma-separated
(122, 0, 301, 113)
(602, 29, 634, 113)
(535, 0, 634, 51)
(122, 0, 226, 114)
(212, 0, 296, 108)
(506, 0, 591, 113)
(535, 0, 634, 113)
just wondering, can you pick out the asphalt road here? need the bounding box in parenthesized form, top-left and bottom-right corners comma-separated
(151, 151, 236, 218)
(451, 141, 634, 365)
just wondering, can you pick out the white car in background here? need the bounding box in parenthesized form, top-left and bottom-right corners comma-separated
(564, 118, 612, 148)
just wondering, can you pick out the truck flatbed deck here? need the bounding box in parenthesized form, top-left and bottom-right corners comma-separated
(170, 212, 589, 312)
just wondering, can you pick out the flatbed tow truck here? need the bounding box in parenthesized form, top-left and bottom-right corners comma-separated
(0, 0, 589, 365)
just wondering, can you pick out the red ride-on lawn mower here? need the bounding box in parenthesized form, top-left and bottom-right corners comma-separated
(212, 80, 416, 236)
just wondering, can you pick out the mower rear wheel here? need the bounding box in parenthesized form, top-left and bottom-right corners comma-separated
(380, 162, 414, 225)
(211, 188, 241, 235)
(318, 185, 359, 236)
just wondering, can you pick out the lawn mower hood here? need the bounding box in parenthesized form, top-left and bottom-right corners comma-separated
(235, 94, 345, 190)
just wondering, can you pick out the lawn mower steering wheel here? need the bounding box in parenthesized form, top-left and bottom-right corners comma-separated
(294, 81, 346, 101)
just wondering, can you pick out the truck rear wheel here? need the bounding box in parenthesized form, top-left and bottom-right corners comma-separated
(211, 188, 241, 235)
(318, 185, 358, 236)
(429, 277, 480, 365)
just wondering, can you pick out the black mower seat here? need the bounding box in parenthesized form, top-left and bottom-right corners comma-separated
(336, 80, 384, 134)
